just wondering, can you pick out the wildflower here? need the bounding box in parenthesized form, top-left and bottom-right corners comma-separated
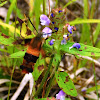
(40, 14, 50, 26)
(63, 34, 69, 40)
(63, 35, 67, 38)
(68, 38, 70, 40)
(61, 38, 66, 45)
(58, 10, 62, 13)
(54, 27, 59, 31)
(67, 34, 69, 37)
(49, 39, 55, 45)
(67, 25, 73, 34)
(42, 27, 52, 38)
(81, 87, 87, 92)
(56, 90, 66, 100)
(69, 43, 81, 50)
(51, 13, 54, 17)
(52, 22, 55, 24)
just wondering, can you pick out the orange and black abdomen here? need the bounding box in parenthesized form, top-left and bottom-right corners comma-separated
(20, 53, 39, 73)
(20, 34, 45, 73)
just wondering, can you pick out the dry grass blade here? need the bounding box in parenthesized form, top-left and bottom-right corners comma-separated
(2, 93, 13, 100)
(85, 75, 94, 86)
(11, 73, 33, 100)
(70, 68, 88, 79)
(0, 86, 17, 92)
(85, 92, 99, 100)
(0, 79, 20, 85)
(78, 55, 100, 67)
(24, 89, 30, 100)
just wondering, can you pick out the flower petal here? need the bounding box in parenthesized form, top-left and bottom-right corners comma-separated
(69, 43, 81, 50)
(67, 25, 73, 34)
(40, 14, 50, 26)
(56, 90, 66, 100)
(42, 27, 52, 38)
(61, 38, 66, 45)
(49, 39, 55, 45)
(72, 43, 81, 49)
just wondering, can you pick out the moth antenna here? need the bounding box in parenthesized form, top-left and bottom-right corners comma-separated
(28, 17, 39, 34)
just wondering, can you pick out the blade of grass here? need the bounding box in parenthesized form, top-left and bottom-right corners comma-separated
(90, 0, 95, 19)
(83, 0, 88, 19)
(6, 0, 16, 24)
(43, 0, 46, 14)
(7, 59, 17, 100)
(34, 0, 42, 31)
(28, 0, 34, 30)
(63, 0, 77, 9)
(86, 85, 100, 93)
(93, 23, 100, 43)
(69, 19, 100, 25)
(80, 0, 91, 45)
(93, 63, 99, 100)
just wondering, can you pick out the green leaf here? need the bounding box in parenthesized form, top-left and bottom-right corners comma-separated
(60, 42, 100, 56)
(53, 53, 61, 67)
(9, 50, 26, 58)
(0, 48, 8, 53)
(86, 85, 100, 93)
(0, 21, 20, 35)
(32, 54, 45, 81)
(0, 35, 14, 46)
(55, 71, 77, 97)
(0, 1, 7, 7)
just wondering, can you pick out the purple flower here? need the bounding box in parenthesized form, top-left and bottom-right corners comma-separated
(40, 14, 50, 26)
(81, 88, 87, 92)
(52, 22, 55, 24)
(61, 38, 66, 45)
(67, 25, 73, 34)
(58, 10, 62, 13)
(54, 27, 59, 31)
(51, 13, 54, 17)
(67, 34, 69, 37)
(68, 38, 70, 40)
(69, 43, 81, 50)
(56, 90, 66, 100)
(42, 27, 52, 38)
(49, 39, 55, 45)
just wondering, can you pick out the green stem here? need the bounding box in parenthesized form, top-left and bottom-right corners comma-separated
(44, 61, 60, 97)
(43, 0, 45, 14)
(44, 76, 55, 97)
(34, 56, 54, 97)
(93, 63, 99, 100)
(7, 59, 17, 100)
